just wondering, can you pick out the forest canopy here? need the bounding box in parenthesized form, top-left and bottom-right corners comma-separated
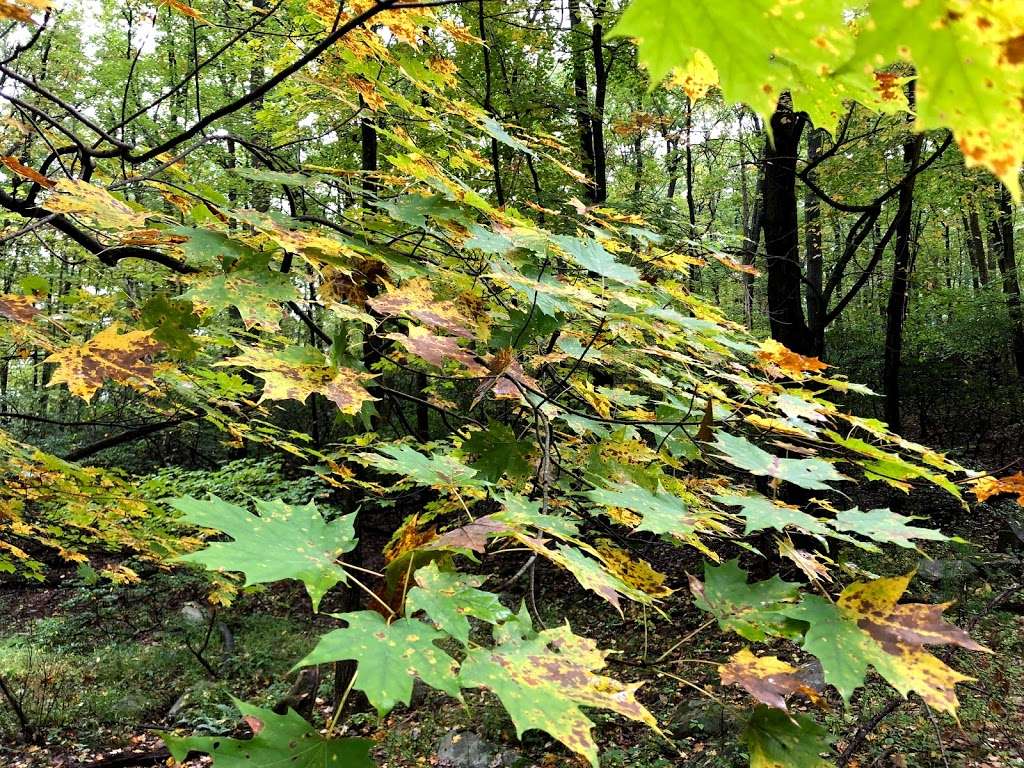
(1, 1, 1024, 767)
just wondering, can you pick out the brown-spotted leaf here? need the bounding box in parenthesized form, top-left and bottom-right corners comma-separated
(45, 324, 162, 402)
(0, 294, 39, 324)
(42, 180, 153, 230)
(719, 648, 812, 711)
(368, 278, 475, 338)
(219, 345, 375, 415)
(782, 573, 987, 715)
(386, 325, 486, 373)
(460, 622, 659, 767)
(428, 515, 511, 554)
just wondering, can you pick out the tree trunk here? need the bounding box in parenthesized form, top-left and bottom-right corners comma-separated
(882, 91, 924, 433)
(762, 98, 812, 354)
(966, 206, 989, 286)
(477, 0, 504, 205)
(567, 0, 596, 202)
(684, 97, 699, 287)
(804, 128, 825, 356)
(589, 0, 608, 203)
(991, 183, 1024, 378)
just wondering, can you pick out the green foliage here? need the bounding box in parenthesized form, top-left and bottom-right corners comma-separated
(0, 1, 1009, 765)
(742, 706, 833, 768)
(163, 700, 374, 768)
(172, 496, 356, 611)
(405, 562, 511, 645)
(295, 611, 461, 715)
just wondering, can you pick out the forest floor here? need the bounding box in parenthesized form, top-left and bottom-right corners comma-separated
(1, 486, 1022, 768)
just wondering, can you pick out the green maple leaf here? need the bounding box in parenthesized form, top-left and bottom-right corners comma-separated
(690, 560, 801, 642)
(460, 622, 659, 767)
(295, 611, 461, 715)
(588, 483, 695, 536)
(491, 492, 581, 540)
(182, 251, 299, 330)
(405, 562, 512, 645)
(161, 699, 373, 768)
(139, 295, 200, 361)
(743, 706, 832, 768)
(612, 0, 849, 121)
(713, 493, 832, 537)
(713, 432, 846, 491)
(551, 234, 641, 284)
(461, 422, 534, 483)
(172, 496, 355, 611)
(830, 507, 947, 549)
(362, 445, 486, 488)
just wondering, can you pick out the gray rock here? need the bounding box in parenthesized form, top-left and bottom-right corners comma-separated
(179, 601, 209, 624)
(916, 559, 976, 584)
(669, 700, 732, 737)
(436, 731, 496, 768)
(796, 659, 826, 694)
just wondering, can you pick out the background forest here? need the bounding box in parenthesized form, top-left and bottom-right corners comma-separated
(1, 1, 1023, 767)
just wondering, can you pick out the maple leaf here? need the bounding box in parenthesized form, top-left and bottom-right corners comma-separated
(429, 516, 511, 554)
(0, 0, 49, 23)
(781, 573, 988, 714)
(551, 233, 641, 284)
(155, 0, 210, 24)
(219, 346, 376, 415)
(757, 339, 829, 377)
(846, 0, 1024, 197)
(182, 252, 299, 330)
(405, 561, 511, 645)
(719, 648, 814, 711)
(612, 0, 850, 123)
(173, 496, 356, 611)
(387, 324, 487, 373)
(830, 507, 948, 549)
(689, 560, 801, 642)
(0, 294, 39, 323)
(713, 493, 832, 538)
(46, 324, 162, 402)
(162, 699, 373, 768)
(367, 278, 475, 338)
(742, 706, 833, 768)
(713, 432, 846, 491)
(588, 483, 697, 537)
(1, 155, 53, 188)
(361, 444, 486, 488)
(295, 610, 461, 715)
(460, 421, 534, 483)
(594, 538, 673, 598)
(971, 471, 1024, 505)
(139, 295, 200, 360)
(460, 621, 659, 767)
(42, 179, 153, 229)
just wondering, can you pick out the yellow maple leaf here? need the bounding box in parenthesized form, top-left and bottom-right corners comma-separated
(46, 324, 163, 402)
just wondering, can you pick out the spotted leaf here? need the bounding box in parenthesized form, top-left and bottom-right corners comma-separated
(460, 621, 659, 767)
(46, 324, 162, 402)
(295, 610, 461, 715)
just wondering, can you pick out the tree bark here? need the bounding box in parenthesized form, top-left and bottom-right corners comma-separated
(804, 128, 825, 356)
(882, 88, 924, 433)
(762, 98, 812, 354)
(567, 0, 596, 202)
(991, 183, 1024, 378)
